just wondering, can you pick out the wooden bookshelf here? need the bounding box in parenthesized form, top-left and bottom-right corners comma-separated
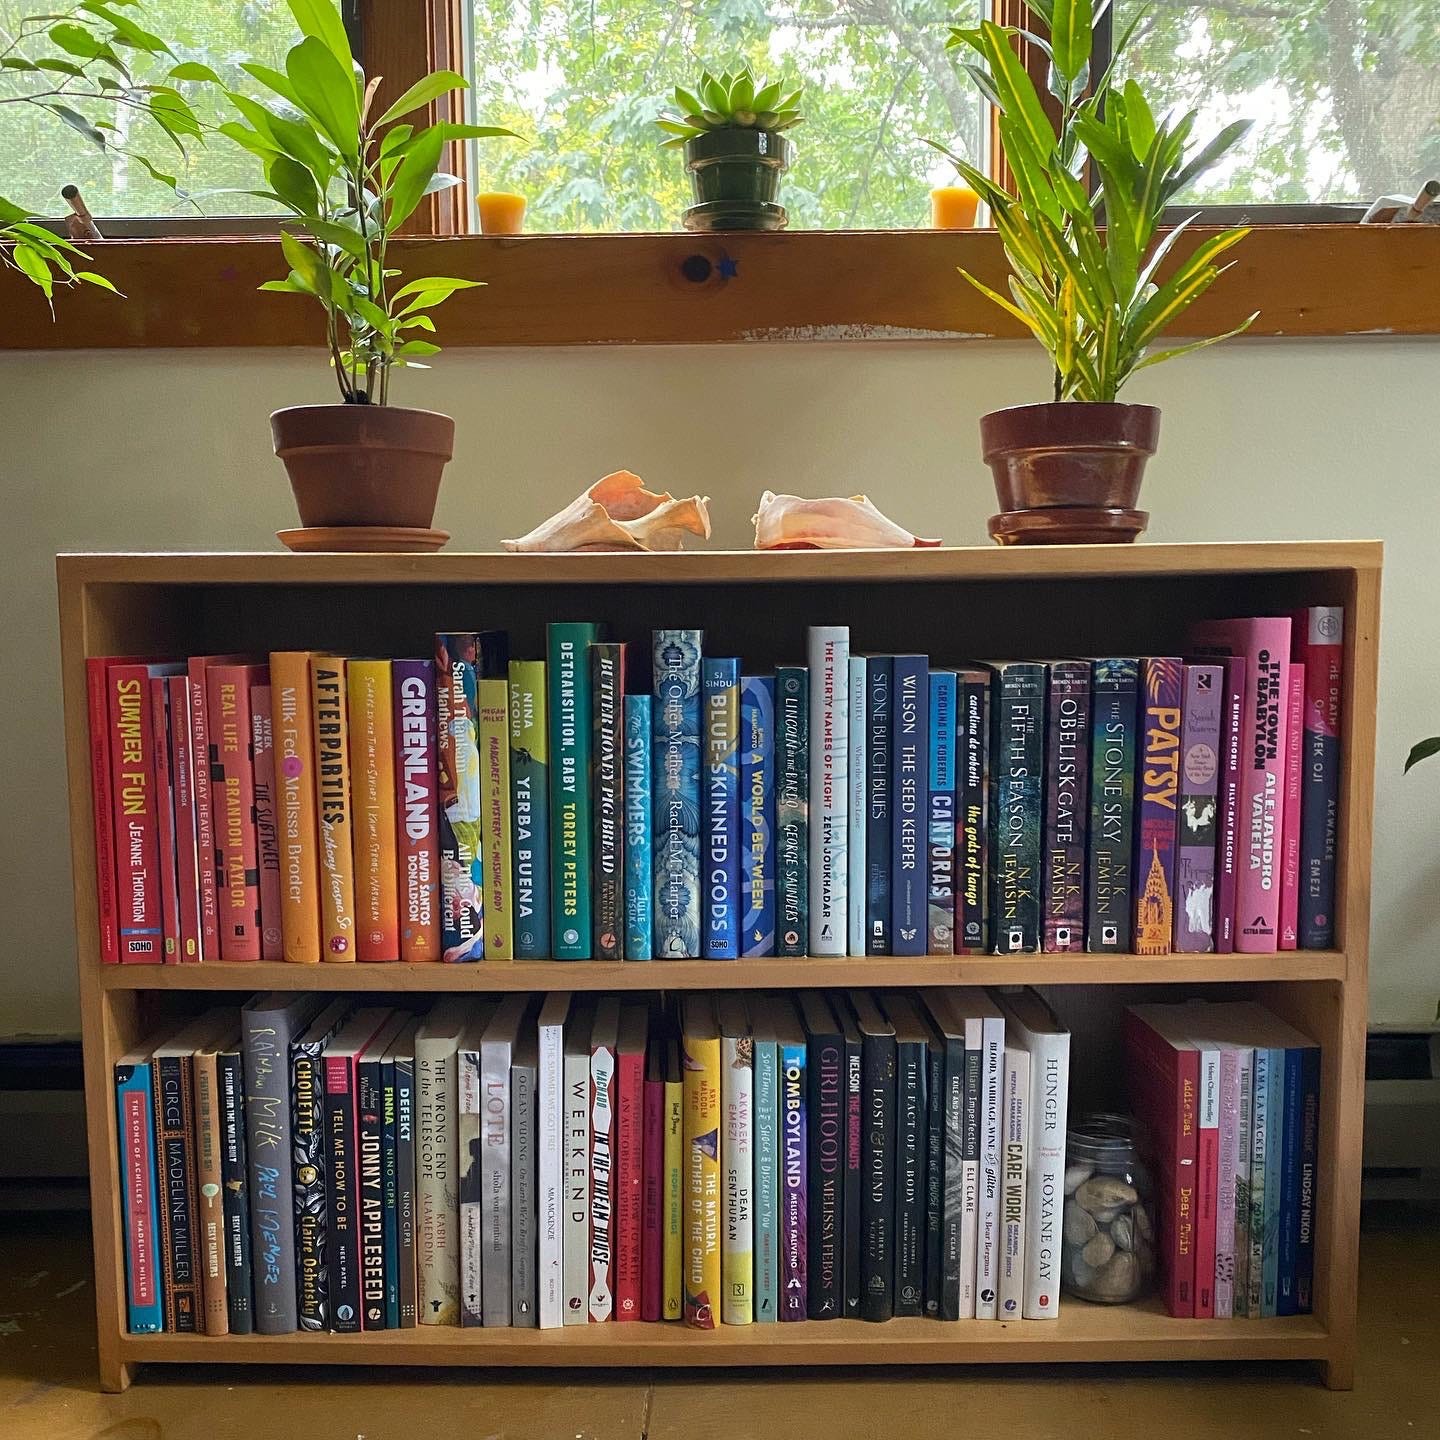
(58, 543, 1380, 1394)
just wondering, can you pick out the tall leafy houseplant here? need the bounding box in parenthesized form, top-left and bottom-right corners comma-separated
(215, 0, 515, 534)
(940, 2, 1257, 543)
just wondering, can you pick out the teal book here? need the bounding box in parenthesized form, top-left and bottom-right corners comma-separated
(508, 660, 550, 959)
(751, 1000, 780, 1323)
(776, 666, 809, 956)
(986, 661, 1045, 954)
(652, 629, 703, 958)
(548, 623, 599, 958)
(702, 658, 741, 960)
(624, 694, 654, 960)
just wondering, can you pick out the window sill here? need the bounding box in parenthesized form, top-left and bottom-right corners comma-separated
(2, 225, 1436, 349)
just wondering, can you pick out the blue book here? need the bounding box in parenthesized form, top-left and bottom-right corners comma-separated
(653, 629, 703, 958)
(115, 1047, 165, 1333)
(865, 657, 892, 955)
(1277, 1042, 1304, 1316)
(703, 658, 742, 959)
(741, 677, 776, 957)
(927, 671, 957, 955)
(624, 694, 654, 961)
(890, 655, 929, 954)
(752, 1002, 781, 1322)
(775, 666, 809, 956)
(1259, 1043, 1285, 1317)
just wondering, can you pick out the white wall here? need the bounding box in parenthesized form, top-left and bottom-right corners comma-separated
(3, 337, 1437, 1034)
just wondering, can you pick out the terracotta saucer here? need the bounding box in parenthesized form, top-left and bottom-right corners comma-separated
(988, 507, 1149, 546)
(277, 526, 451, 554)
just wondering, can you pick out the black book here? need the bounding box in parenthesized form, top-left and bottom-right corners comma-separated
(1086, 659, 1140, 952)
(798, 990, 845, 1319)
(776, 665, 809, 955)
(358, 1015, 406, 1329)
(955, 667, 991, 955)
(882, 994, 929, 1318)
(921, 991, 968, 1320)
(392, 1023, 419, 1328)
(864, 656, 892, 955)
(591, 641, 625, 959)
(217, 1041, 253, 1335)
(851, 991, 897, 1322)
(1042, 659, 1092, 952)
(839, 1000, 864, 1319)
(380, 1030, 402, 1328)
(986, 661, 1046, 954)
(923, 1027, 945, 1316)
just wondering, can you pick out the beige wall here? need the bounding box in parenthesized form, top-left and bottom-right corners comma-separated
(3, 337, 1437, 1033)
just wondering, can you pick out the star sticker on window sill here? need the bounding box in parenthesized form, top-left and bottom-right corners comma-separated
(716, 253, 739, 279)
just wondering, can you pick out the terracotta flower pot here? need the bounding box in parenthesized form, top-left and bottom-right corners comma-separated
(271, 404, 455, 529)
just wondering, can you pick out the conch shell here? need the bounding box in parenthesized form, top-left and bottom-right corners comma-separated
(503, 471, 712, 552)
(752, 491, 941, 550)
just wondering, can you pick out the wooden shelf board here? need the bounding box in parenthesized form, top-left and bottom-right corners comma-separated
(97, 952, 1348, 991)
(116, 1307, 1330, 1368)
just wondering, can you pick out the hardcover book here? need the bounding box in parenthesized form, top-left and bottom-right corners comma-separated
(536, 992, 570, 1328)
(848, 654, 868, 956)
(740, 677, 776, 958)
(1134, 657, 1183, 956)
(798, 991, 844, 1319)
(841, 1002, 864, 1319)
(865, 656, 892, 955)
(1042, 660, 1090, 953)
(883, 994, 930, 1318)
(148, 677, 180, 962)
(890, 655, 929, 956)
(955, 667, 991, 956)
(703, 657, 742, 959)
(549, 623, 600, 958)
(920, 990, 970, 1320)
(1086, 659, 1139, 953)
(209, 661, 265, 961)
(717, 993, 755, 1323)
(773, 997, 808, 1321)
(591, 642, 626, 960)
(479, 636, 514, 961)
(187, 654, 248, 961)
(588, 998, 621, 1322)
(807, 626, 850, 956)
(562, 1003, 594, 1326)
(390, 1020, 420, 1327)
(1189, 1041, 1220, 1317)
(1215, 657, 1247, 952)
(358, 1014, 408, 1329)
(642, 1026, 665, 1321)
(663, 1031, 684, 1321)
(270, 653, 322, 964)
(249, 683, 284, 961)
(927, 669, 958, 955)
(775, 665, 809, 956)
(1279, 663, 1305, 950)
(613, 1004, 648, 1321)
(217, 1040, 252, 1333)
(511, 1023, 539, 1325)
(166, 676, 201, 962)
(192, 1035, 230, 1334)
(86, 658, 122, 964)
(1293, 607, 1342, 949)
(750, 997, 781, 1323)
(481, 993, 531, 1324)
(392, 659, 441, 962)
(309, 656, 357, 962)
(624, 693, 654, 960)
(653, 629, 703, 958)
(1175, 664, 1224, 953)
(348, 660, 400, 962)
(116, 1045, 165, 1332)
(680, 994, 721, 1328)
(380, 1034, 401, 1328)
(508, 659, 551, 960)
(435, 634, 484, 963)
(998, 1044, 1029, 1320)
(987, 661, 1044, 954)
(851, 991, 896, 1322)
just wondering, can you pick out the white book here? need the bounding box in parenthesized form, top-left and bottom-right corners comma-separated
(718, 994, 754, 1324)
(480, 993, 530, 1326)
(1232, 1045, 1255, 1317)
(1212, 1045, 1240, 1320)
(847, 654, 867, 956)
(996, 988, 1070, 1320)
(457, 1016, 486, 1329)
(970, 995, 1005, 1318)
(807, 625, 849, 954)
(999, 1044, 1029, 1320)
(587, 999, 620, 1323)
(536, 993, 571, 1329)
(562, 1004, 593, 1325)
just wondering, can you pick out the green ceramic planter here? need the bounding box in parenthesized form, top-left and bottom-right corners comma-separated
(682, 128, 793, 232)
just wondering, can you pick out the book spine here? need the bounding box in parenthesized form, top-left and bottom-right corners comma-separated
(562, 1040, 591, 1325)
(110, 664, 163, 961)
(583, 646, 622, 949)
(251, 684, 284, 961)
(1295, 608, 1342, 949)
(1246, 1047, 1269, 1316)
(663, 1071, 684, 1321)
(1134, 658, 1183, 955)
(779, 1038, 808, 1320)
(1175, 665, 1223, 952)
(1043, 661, 1090, 953)
(753, 1035, 779, 1322)
(642, 1073, 665, 1321)
(1214, 1047, 1240, 1318)
(1295, 1046, 1320, 1314)
(865, 657, 892, 955)
(210, 666, 262, 961)
(1261, 1047, 1284, 1316)
(928, 671, 958, 954)
(721, 1029, 755, 1323)
(624, 694, 654, 960)
(859, 1034, 896, 1321)
(116, 1059, 165, 1332)
(293, 1046, 330, 1330)
(682, 1028, 722, 1328)
(508, 659, 551, 960)
(1215, 657, 1247, 952)
(1276, 1047, 1304, 1315)
(154, 1053, 200, 1332)
(806, 1030, 843, 1319)
(1279, 663, 1305, 950)
(270, 653, 322, 965)
(435, 635, 484, 963)
(191, 1050, 229, 1334)
(652, 629, 702, 959)
(310, 658, 357, 961)
(393, 660, 440, 962)
(999, 1047, 1028, 1320)
(358, 1054, 388, 1328)
(148, 679, 180, 962)
(958, 1033, 982, 1318)
(939, 1036, 965, 1320)
(975, 1017, 1003, 1319)
(775, 666, 809, 956)
(87, 660, 121, 964)
(186, 658, 220, 959)
(512, 1057, 538, 1325)
(843, 1027, 863, 1319)
(458, 1049, 483, 1327)
(956, 674, 990, 955)
(890, 657, 929, 955)
(537, 1014, 565, 1328)
(550, 623, 598, 958)
(848, 655, 867, 955)
(481, 1042, 514, 1327)
(614, 1045, 644, 1320)
(703, 658, 742, 959)
(382, 1058, 399, 1328)
(740, 677, 775, 958)
(923, 1043, 944, 1316)
(325, 1054, 361, 1332)
(588, 1034, 616, 1321)
(989, 663, 1045, 954)
(395, 1053, 418, 1326)
(1232, 1047, 1254, 1317)
(1086, 660, 1138, 952)
(1193, 1048, 1220, 1318)
(218, 1050, 252, 1333)
(894, 1041, 927, 1317)
(1021, 1026, 1068, 1321)
(167, 678, 201, 961)
(807, 626, 849, 955)
(417, 1036, 460, 1325)
(478, 675, 514, 961)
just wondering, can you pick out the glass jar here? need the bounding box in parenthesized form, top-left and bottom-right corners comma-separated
(1062, 1113, 1156, 1305)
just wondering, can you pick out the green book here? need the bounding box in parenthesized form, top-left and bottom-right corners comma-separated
(509, 660, 550, 959)
(548, 623, 599, 958)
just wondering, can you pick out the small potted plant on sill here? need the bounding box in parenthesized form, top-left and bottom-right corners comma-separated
(657, 68, 802, 233)
(938, 3, 1256, 543)
(215, 0, 514, 540)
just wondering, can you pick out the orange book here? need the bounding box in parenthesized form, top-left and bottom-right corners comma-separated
(270, 652, 322, 964)
(309, 656, 356, 961)
(347, 659, 400, 961)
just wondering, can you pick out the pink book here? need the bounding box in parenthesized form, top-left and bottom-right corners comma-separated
(1213, 657, 1246, 953)
(1278, 664, 1305, 950)
(641, 1066, 665, 1322)
(1190, 620, 1292, 952)
(1212, 1046, 1241, 1318)
(1190, 1044, 1219, 1318)
(251, 683, 285, 960)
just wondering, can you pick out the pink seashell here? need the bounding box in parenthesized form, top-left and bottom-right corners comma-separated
(751, 491, 941, 550)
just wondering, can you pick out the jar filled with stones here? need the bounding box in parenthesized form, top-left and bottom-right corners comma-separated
(1062, 1114, 1156, 1304)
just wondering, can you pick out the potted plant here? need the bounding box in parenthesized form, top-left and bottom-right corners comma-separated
(215, 0, 514, 533)
(657, 68, 802, 233)
(938, 4, 1256, 542)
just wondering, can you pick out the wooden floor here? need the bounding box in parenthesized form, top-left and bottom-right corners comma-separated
(2, 1203, 1434, 1440)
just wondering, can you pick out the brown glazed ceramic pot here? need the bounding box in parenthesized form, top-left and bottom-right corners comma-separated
(271, 404, 455, 528)
(980, 402, 1161, 511)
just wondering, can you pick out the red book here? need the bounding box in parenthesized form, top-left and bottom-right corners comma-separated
(86, 658, 121, 964)
(207, 663, 265, 960)
(1278, 663, 1305, 951)
(167, 676, 202, 962)
(613, 1005, 647, 1321)
(1191, 1047, 1220, 1318)
(641, 1048, 665, 1322)
(1291, 607, 1343, 949)
(1124, 1006, 1198, 1318)
(251, 683, 285, 960)
(187, 654, 249, 961)
(1213, 657, 1246, 954)
(148, 678, 181, 963)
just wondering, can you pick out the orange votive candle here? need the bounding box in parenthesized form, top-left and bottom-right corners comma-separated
(477, 191, 526, 235)
(930, 185, 980, 229)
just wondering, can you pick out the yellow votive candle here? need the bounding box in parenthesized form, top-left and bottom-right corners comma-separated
(477, 191, 526, 235)
(930, 185, 980, 229)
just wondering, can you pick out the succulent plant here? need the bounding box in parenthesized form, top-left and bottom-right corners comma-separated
(656, 68, 803, 148)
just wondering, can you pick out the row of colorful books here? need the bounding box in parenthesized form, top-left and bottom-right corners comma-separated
(88, 608, 1342, 965)
(1124, 1000, 1320, 1319)
(115, 986, 1073, 1334)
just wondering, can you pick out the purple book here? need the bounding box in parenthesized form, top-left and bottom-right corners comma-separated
(1042, 660, 1090, 953)
(1175, 664, 1223, 952)
(779, 1029, 808, 1321)
(1214, 657, 1246, 953)
(1134, 658, 1183, 956)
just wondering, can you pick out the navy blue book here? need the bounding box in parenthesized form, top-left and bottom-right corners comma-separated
(776, 666, 809, 956)
(986, 661, 1045, 954)
(740, 677, 776, 957)
(703, 658, 742, 958)
(1277, 1031, 1321, 1317)
(864, 657, 892, 955)
(889, 656, 929, 955)
(1294, 1044, 1321, 1315)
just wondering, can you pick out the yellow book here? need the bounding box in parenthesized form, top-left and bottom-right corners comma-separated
(269, 652, 321, 963)
(347, 659, 399, 961)
(478, 676, 513, 960)
(681, 994, 721, 1329)
(309, 656, 356, 961)
(663, 1036, 684, 1321)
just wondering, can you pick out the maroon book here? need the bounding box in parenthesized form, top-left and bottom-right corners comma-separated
(167, 676, 202, 963)
(148, 677, 181, 963)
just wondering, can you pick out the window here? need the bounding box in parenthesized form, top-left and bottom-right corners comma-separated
(468, 0, 985, 231)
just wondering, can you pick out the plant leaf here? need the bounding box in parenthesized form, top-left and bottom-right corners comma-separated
(267, 153, 319, 213)
(285, 0, 353, 69)
(168, 60, 221, 83)
(387, 124, 445, 227)
(45, 105, 108, 150)
(1050, 0, 1093, 86)
(373, 69, 467, 129)
(1405, 737, 1440, 773)
(978, 21, 1055, 162)
(391, 275, 483, 301)
(1170, 118, 1253, 196)
(286, 34, 360, 160)
(1132, 312, 1258, 371)
(279, 228, 329, 297)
